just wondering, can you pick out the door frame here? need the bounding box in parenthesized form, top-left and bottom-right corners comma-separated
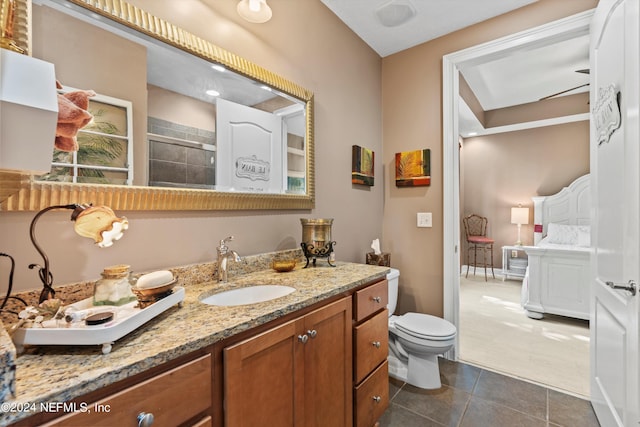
(442, 10, 594, 359)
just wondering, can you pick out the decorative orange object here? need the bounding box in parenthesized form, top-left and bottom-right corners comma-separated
(55, 81, 96, 152)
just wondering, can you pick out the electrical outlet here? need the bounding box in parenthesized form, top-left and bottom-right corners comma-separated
(511, 250, 518, 258)
(417, 212, 432, 228)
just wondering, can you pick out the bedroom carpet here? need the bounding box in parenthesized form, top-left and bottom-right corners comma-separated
(458, 273, 590, 398)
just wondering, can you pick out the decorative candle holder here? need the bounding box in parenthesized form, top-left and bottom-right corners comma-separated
(300, 218, 336, 268)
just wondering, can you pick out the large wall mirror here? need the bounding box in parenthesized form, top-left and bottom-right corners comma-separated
(0, 0, 314, 211)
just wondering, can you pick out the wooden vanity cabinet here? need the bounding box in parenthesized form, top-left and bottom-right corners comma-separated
(36, 352, 213, 427)
(223, 296, 352, 427)
(353, 279, 389, 427)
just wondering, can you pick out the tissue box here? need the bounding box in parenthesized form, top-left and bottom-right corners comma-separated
(366, 252, 390, 267)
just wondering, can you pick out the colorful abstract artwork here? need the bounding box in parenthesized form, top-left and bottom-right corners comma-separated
(395, 149, 431, 187)
(352, 145, 375, 186)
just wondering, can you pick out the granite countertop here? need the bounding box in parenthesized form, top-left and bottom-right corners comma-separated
(0, 260, 388, 425)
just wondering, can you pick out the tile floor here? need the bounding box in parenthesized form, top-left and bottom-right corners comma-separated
(379, 358, 600, 427)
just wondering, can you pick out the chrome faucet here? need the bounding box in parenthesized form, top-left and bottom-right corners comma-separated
(216, 236, 242, 282)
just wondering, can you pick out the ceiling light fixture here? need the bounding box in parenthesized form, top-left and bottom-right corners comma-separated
(206, 89, 220, 97)
(375, 0, 416, 27)
(237, 0, 272, 24)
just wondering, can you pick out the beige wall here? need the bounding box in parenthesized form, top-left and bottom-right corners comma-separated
(460, 121, 590, 267)
(382, 0, 597, 317)
(147, 85, 217, 133)
(0, 0, 383, 291)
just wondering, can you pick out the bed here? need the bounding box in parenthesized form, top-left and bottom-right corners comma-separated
(521, 174, 591, 320)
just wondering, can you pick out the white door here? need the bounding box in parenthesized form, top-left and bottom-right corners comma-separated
(216, 98, 284, 193)
(590, 0, 640, 425)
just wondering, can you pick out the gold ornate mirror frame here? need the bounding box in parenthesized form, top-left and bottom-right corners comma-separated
(0, 0, 315, 211)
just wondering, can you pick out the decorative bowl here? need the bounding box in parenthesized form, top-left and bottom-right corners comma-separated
(271, 259, 297, 273)
(131, 279, 177, 307)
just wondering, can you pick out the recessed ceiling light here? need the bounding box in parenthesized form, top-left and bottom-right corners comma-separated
(206, 89, 220, 97)
(211, 64, 226, 72)
(260, 85, 272, 92)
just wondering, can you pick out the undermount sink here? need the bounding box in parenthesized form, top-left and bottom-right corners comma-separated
(200, 285, 296, 306)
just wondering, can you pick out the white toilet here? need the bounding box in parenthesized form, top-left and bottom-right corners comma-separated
(386, 268, 457, 389)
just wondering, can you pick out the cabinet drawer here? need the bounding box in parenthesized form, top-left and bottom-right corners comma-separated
(354, 360, 389, 427)
(354, 309, 388, 384)
(45, 354, 212, 426)
(354, 279, 388, 322)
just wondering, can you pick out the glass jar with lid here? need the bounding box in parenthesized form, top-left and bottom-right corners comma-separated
(93, 264, 137, 306)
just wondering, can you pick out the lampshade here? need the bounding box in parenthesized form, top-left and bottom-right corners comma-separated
(511, 207, 529, 225)
(237, 0, 272, 24)
(0, 48, 58, 173)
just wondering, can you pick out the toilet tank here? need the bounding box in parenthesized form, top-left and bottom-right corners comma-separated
(386, 268, 400, 315)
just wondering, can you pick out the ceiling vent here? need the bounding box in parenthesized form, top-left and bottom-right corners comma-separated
(375, 0, 416, 27)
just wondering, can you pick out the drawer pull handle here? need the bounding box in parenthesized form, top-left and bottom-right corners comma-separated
(372, 296, 381, 303)
(137, 412, 155, 427)
(372, 341, 381, 348)
(307, 329, 318, 339)
(372, 396, 381, 403)
(298, 334, 309, 344)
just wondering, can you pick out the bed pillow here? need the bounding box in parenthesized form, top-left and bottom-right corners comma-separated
(545, 223, 590, 246)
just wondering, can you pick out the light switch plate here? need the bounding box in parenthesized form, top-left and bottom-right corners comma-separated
(417, 212, 432, 228)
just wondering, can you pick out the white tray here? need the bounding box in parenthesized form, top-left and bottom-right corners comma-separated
(12, 287, 185, 354)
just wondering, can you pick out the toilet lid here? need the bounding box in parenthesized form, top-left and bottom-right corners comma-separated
(394, 312, 456, 341)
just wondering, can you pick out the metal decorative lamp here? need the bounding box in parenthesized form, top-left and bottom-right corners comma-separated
(29, 204, 129, 303)
(510, 205, 529, 246)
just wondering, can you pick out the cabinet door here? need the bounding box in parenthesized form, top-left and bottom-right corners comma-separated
(303, 297, 352, 427)
(224, 318, 305, 427)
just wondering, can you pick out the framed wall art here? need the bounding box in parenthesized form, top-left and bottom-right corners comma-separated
(395, 149, 430, 187)
(352, 145, 375, 186)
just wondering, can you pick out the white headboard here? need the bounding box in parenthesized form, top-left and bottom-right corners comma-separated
(532, 174, 591, 245)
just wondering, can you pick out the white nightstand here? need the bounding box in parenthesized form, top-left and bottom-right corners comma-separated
(502, 245, 529, 280)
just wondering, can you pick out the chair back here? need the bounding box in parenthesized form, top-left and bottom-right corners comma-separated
(463, 214, 488, 240)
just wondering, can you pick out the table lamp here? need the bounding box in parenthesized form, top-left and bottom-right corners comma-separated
(511, 206, 529, 246)
(29, 204, 129, 303)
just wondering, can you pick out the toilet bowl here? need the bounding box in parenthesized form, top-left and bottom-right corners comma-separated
(386, 268, 457, 389)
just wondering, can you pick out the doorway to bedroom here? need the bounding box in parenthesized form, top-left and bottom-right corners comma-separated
(443, 11, 593, 398)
